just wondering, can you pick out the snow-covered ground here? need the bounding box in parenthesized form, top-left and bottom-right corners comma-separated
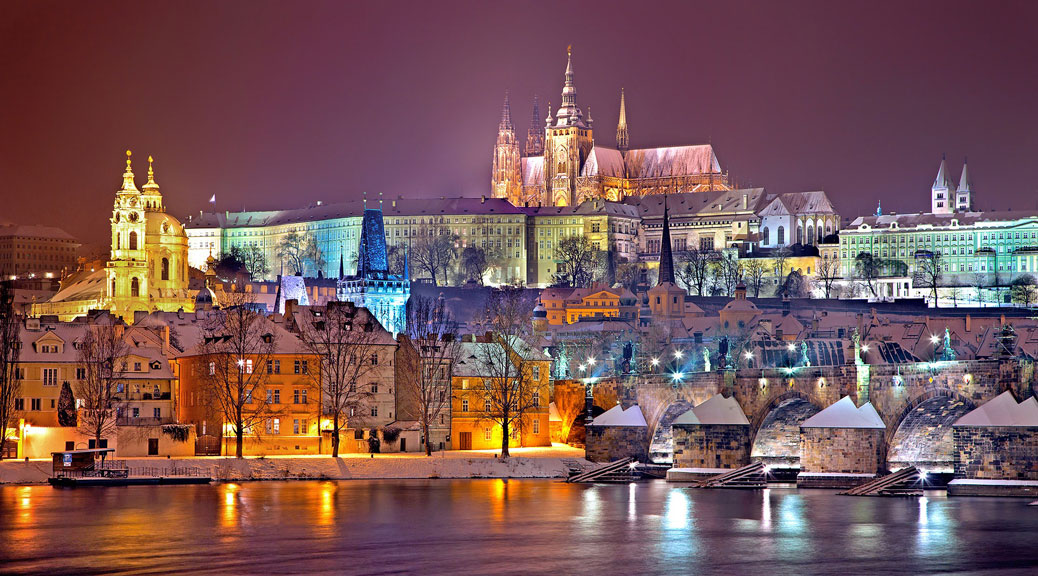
(0, 445, 589, 485)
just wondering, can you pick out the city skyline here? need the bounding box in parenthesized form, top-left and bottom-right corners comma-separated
(3, 0, 1038, 245)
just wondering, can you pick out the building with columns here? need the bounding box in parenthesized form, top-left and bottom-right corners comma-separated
(492, 47, 730, 208)
(758, 191, 841, 248)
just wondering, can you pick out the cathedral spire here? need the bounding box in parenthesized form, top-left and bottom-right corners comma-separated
(499, 91, 514, 132)
(616, 88, 629, 151)
(120, 149, 139, 193)
(554, 46, 586, 128)
(526, 95, 544, 155)
(958, 157, 971, 192)
(658, 197, 675, 285)
(933, 153, 950, 189)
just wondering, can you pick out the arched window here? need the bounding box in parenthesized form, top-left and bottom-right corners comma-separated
(796, 225, 803, 245)
(131, 277, 140, 297)
(161, 258, 170, 281)
(129, 231, 138, 250)
(116, 234, 121, 250)
(777, 226, 785, 245)
(111, 280, 116, 297)
(817, 221, 824, 243)
(762, 227, 770, 245)
(806, 223, 814, 246)
(557, 162, 566, 174)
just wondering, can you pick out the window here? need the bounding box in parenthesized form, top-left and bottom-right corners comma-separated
(439, 390, 446, 402)
(266, 389, 280, 404)
(294, 360, 301, 374)
(43, 368, 58, 385)
(132, 407, 140, 418)
(533, 419, 540, 434)
(14, 398, 24, 411)
(131, 277, 140, 297)
(134, 362, 142, 372)
(245, 359, 253, 374)
(293, 389, 307, 404)
(777, 226, 785, 245)
(484, 398, 492, 412)
(532, 366, 540, 381)
(301, 360, 308, 374)
(293, 418, 308, 435)
(161, 257, 170, 280)
(154, 407, 161, 419)
(462, 398, 469, 412)
(532, 391, 540, 406)
(129, 231, 138, 250)
(370, 353, 378, 365)
(208, 362, 215, 376)
(484, 428, 492, 441)
(762, 227, 770, 245)
(371, 383, 379, 394)
(30, 398, 41, 411)
(370, 406, 378, 417)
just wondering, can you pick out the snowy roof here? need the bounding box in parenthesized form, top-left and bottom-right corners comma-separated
(581, 147, 625, 178)
(672, 394, 749, 426)
(954, 391, 1038, 427)
(589, 404, 647, 427)
(801, 397, 885, 429)
(758, 191, 837, 217)
(624, 145, 721, 178)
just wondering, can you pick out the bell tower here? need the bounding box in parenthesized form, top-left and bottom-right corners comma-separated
(543, 46, 594, 206)
(107, 150, 149, 319)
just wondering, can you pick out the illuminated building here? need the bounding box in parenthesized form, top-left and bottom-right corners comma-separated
(336, 208, 410, 335)
(33, 152, 192, 322)
(537, 284, 639, 326)
(757, 191, 841, 248)
(0, 224, 80, 280)
(492, 47, 730, 207)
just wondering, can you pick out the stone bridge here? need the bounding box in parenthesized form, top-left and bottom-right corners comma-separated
(595, 357, 1037, 470)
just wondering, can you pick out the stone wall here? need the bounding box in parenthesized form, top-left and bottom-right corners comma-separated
(672, 424, 749, 469)
(953, 426, 1038, 480)
(800, 427, 885, 474)
(586, 426, 649, 463)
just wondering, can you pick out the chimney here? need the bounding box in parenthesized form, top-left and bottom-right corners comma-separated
(965, 314, 971, 332)
(742, 194, 748, 209)
(481, 196, 486, 204)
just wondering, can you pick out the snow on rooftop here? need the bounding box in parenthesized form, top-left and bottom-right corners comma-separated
(673, 394, 749, 426)
(801, 397, 885, 429)
(589, 404, 647, 427)
(954, 391, 1038, 427)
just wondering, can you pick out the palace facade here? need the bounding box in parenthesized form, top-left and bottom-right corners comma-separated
(492, 48, 731, 207)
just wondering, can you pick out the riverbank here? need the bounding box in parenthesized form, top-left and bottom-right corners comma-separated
(0, 445, 589, 485)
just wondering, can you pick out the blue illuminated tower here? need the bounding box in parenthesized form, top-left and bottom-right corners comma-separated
(336, 208, 410, 334)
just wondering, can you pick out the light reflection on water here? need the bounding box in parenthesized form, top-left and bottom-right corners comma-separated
(2, 480, 1038, 575)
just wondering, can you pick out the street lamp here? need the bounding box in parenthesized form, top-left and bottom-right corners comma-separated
(587, 357, 596, 366)
(674, 350, 683, 360)
(650, 357, 660, 367)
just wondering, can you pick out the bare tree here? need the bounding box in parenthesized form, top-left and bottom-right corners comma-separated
(743, 259, 767, 297)
(854, 252, 882, 298)
(76, 321, 128, 447)
(971, 271, 989, 305)
(295, 301, 384, 457)
(411, 227, 458, 286)
(0, 282, 21, 460)
(817, 256, 841, 299)
(772, 247, 792, 280)
(1011, 274, 1038, 307)
(276, 231, 325, 276)
(403, 295, 462, 455)
(917, 251, 943, 308)
(461, 247, 490, 285)
(554, 235, 599, 288)
(198, 292, 280, 458)
(676, 249, 711, 295)
(471, 289, 544, 457)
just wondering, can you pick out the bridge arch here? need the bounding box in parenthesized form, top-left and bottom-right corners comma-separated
(649, 400, 695, 464)
(749, 391, 824, 466)
(885, 390, 976, 472)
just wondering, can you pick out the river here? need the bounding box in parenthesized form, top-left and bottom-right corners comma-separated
(2, 480, 1037, 575)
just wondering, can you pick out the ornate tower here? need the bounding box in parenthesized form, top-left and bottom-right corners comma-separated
(957, 157, 972, 212)
(525, 95, 544, 156)
(931, 154, 954, 215)
(491, 92, 522, 205)
(107, 150, 149, 319)
(616, 88, 629, 152)
(543, 46, 594, 206)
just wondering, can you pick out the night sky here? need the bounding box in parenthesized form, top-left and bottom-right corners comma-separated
(2, 0, 1037, 245)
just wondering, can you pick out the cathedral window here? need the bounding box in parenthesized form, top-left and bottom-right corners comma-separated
(777, 226, 785, 245)
(129, 231, 138, 250)
(161, 258, 170, 281)
(762, 227, 770, 245)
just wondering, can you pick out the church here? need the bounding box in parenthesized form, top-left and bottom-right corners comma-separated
(492, 47, 731, 208)
(33, 151, 193, 322)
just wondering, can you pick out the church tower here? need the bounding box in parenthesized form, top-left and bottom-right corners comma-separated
(543, 46, 594, 207)
(107, 150, 150, 319)
(491, 92, 522, 205)
(931, 154, 954, 215)
(525, 95, 544, 156)
(956, 157, 972, 212)
(616, 88, 629, 152)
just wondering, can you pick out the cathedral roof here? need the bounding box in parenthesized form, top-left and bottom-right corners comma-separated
(623, 144, 721, 179)
(580, 147, 625, 178)
(624, 188, 767, 219)
(521, 157, 545, 187)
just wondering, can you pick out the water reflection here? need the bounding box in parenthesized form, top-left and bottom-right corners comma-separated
(1, 482, 1038, 575)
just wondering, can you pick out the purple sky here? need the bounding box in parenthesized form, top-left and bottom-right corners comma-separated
(2, 0, 1037, 244)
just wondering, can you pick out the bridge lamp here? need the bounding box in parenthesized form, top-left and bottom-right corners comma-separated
(759, 378, 767, 389)
(628, 461, 639, 470)
(861, 344, 870, 353)
(587, 357, 596, 366)
(744, 351, 754, 360)
(674, 350, 684, 359)
(578, 364, 586, 373)
(672, 372, 684, 382)
(930, 334, 940, 345)
(919, 469, 929, 483)
(651, 357, 660, 367)
(787, 343, 796, 352)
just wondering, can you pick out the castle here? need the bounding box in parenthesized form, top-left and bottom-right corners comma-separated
(491, 47, 730, 207)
